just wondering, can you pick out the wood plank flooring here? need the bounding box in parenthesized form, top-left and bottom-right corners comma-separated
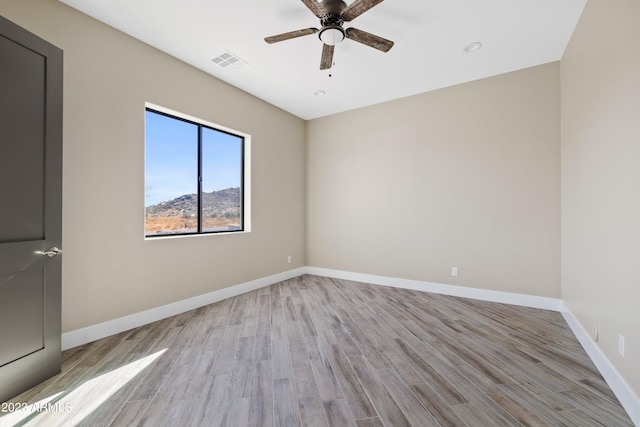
(0, 275, 634, 426)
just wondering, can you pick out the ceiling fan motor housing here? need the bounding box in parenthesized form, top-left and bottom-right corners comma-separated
(318, 0, 347, 45)
(320, 0, 348, 16)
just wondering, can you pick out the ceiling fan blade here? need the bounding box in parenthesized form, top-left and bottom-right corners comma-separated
(320, 44, 334, 70)
(265, 28, 318, 44)
(341, 0, 384, 21)
(345, 27, 394, 52)
(301, 0, 326, 18)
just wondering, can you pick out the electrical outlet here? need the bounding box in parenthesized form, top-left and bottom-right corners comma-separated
(451, 267, 459, 277)
(618, 335, 625, 357)
(287, 255, 292, 264)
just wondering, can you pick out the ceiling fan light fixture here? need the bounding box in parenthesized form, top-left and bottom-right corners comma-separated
(319, 26, 345, 45)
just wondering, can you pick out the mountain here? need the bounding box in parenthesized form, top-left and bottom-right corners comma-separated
(146, 187, 241, 218)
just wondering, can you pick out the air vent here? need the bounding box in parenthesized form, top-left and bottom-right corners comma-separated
(211, 51, 248, 71)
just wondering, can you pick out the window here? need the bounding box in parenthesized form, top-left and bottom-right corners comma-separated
(144, 105, 249, 237)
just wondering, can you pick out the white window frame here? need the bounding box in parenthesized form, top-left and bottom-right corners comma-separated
(144, 102, 251, 239)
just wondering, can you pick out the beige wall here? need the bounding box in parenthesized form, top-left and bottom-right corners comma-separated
(561, 0, 640, 396)
(0, 0, 307, 333)
(307, 63, 561, 298)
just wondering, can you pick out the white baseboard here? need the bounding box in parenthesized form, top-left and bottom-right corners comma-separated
(61, 267, 306, 351)
(559, 303, 640, 426)
(304, 266, 563, 311)
(61, 266, 559, 349)
(60, 265, 638, 426)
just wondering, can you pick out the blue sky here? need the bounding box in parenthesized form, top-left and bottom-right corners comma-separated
(145, 110, 242, 207)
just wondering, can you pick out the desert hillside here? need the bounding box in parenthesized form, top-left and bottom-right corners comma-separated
(145, 187, 241, 234)
(146, 187, 240, 219)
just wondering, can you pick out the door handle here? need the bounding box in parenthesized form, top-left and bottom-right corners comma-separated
(42, 247, 62, 257)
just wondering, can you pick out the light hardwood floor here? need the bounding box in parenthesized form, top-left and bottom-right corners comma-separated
(1, 275, 634, 426)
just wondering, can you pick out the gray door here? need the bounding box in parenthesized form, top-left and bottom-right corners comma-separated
(0, 16, 63, 403)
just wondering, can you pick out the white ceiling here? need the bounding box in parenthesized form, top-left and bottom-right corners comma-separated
(59, 0, 586, 120)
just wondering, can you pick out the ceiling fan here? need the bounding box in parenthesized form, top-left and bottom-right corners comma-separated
(264, 0, 394, 70)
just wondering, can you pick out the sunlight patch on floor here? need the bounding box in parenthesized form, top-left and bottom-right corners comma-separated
(0, 349, 166, 427)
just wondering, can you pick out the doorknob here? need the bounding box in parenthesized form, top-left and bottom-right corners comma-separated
(42, 247, 62, 257)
